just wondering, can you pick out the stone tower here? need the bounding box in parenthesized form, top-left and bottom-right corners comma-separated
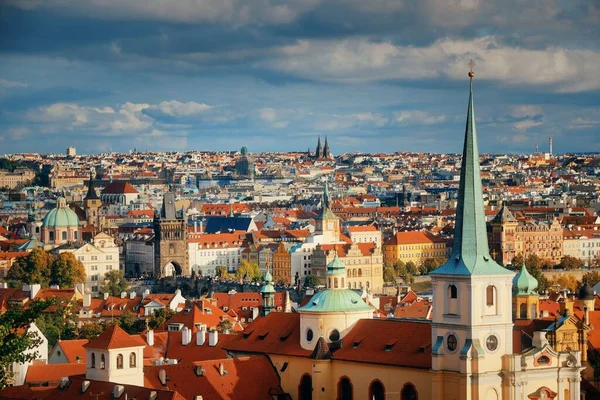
(489, 205, 518, 265)
(315, 136, 322, 160)
(84, 172, 102, 227)
(323, 136, 331, 159)
(154, 192, 189, 277)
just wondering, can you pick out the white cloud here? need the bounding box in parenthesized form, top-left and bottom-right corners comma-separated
(258, 108, 278, 122)
(513, 119, 543, 132)
(394, 110, 446, 125)
(511, 105, 543, 118)
(569, 118, 600, 129)
(153, 100, 212, 116)
(265, 36, 600, 92)
(314, 112, 388, 131)
(0, 79, 28, 88)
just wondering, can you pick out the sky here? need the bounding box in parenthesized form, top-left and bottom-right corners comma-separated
(0, 1, 599, 155)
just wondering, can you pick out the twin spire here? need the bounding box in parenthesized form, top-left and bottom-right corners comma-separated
(432, 66, 511, 276)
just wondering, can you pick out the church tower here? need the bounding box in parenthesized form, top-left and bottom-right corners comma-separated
(489, 205, 518, 265)
(84, 172, 102, 227)
(314, 182, 340, 243)
(430, 68, 514, 399)
(512, 261, 539, 319)
(154, 192, 189, 277)
(315, 137, 322, 160)
(259, 266, 276, 317)
(323, 136, 331, 159)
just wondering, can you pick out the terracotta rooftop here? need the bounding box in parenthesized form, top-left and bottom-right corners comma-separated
(102, 181, 139, 194)
(84, 325, 146, 350)
(55, 339, 89, 364)
(25, 363, 86, 385)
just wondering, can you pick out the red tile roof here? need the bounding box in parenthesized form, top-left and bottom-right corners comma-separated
(333, 319, 431, 369)
(25, 363, 86, 384)
(84, 325, 146, 350)
(102, 181, 139, 194)
(143, 356, 283, 400)
(164, 331, 235, 363)
(166, 300, 243, 333)
(225, 312, 312, 357)
(56, 339, 89, 363)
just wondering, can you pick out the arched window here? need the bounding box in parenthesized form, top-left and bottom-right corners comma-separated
(334, 277, 339, 288)
(74, 231, 78, 240)
(520, 303, 527, 319)
(338, 377, 353, 400)
(62, 231, 67, 241)
(329, 329, 340, 342)
(116, 354, 124, 369)
(49, 231, 55, 241)
(401, 383, 418, 400)
(449, 285, 457, 299)
(91, 352, 96, 368)
(100, 354, 105, 369)
(298, 374, 312, 400)
(486, 285, 495, 306)
(129, 352, 136, 368)
(369, 380, 385, 400)
(358, 269, 362, 277)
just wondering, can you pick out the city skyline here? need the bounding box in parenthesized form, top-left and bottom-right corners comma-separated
(1, 1, 599, 155)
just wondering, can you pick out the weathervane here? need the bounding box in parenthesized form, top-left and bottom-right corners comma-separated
(468, 59, 475, 78)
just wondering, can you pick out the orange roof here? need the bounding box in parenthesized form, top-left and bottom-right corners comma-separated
(347, 225, 378, 232)
(25, 363, 86, 384)
(56, 339, 89, 363)
(143, 356, 283, 400)
(333, 319, 431, 369)
(164, 331, 235, 362)
(212, 292, 286, 320)
(84, 325, 146, 350)
(166, 300, 243, 333)
(102, 181, 139, 194)
(225, 312, 312, 357)
(385, 231, 445, 246)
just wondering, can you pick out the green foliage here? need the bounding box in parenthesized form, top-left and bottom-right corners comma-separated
(581, 270, 600, 290)
(7, 248, 52, 287)
(405, 261, 418, 276)
(215, 265, 228, 277)
(512, 253, 545, 270)
(393, 260, 406, 276)
(0, 300, 51, 389)
(50, 252, 86, 288)
(527, 263, 549, 293)
(303, 274, 320, 288)
(559, 255, 584, 270)
(235, 261, 262, 282)
(383, 265, 397, 283)
(78, 322, 105, 340)
(217, 319, 233, 333)
(148, 308, 175, 330)
(403, 273, 415, 285)
(101, 270, 130, 296)
(420, 257, 447, 274)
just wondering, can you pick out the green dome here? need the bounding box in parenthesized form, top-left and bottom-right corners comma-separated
(298, 289, 373, 313)
(42, 197, 81, 229)
(260, 269, 275, 294)
(512, 262, 538, 295)
(326, 254, 345, 275)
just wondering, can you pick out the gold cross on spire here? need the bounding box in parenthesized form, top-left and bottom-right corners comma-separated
(468, 59, 475, 78)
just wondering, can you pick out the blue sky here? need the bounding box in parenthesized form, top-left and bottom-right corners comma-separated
(0, 0, 599, 155)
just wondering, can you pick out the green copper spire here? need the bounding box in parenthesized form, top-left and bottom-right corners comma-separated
(512, 261, 538, 295)
(432, 70, 511, 276)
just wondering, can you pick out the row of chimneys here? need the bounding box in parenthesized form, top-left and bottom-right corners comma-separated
(146, 325, 218, 348)
(81, 378, 160, 399)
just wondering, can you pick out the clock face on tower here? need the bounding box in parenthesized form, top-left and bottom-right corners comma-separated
(327, 222, 334, 230)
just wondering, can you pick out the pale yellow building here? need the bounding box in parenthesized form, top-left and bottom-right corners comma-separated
(0, 168, 35, 189)
(383, 230, 448, 265)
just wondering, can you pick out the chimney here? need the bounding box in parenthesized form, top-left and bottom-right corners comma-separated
(532, 331, 549, 348)
(146, 330, 154, 346)
(83, 294, 92, 308)
(175, 289, 182, 297)
(182, 327, 190, 345)
(209, 330, 218, 347)
(121, 292, 127, 298)
(75, 283, 85, 296)
(143, 289, 150, 299)
(59, 377, 70, 389)
(113, 384, 125, 398)
(0, 282, 6, 289)
(50, 284, 59, 290)
(104, 292, 109, 300)
(194, 220, 198, 233)
(196, 329, 206, 346)
(82, 380, 90, 393)
(218, 363, 225, 376)
(27, 284, 41, 300)
(158, 369, 167, 386)
(129, 291, 136, 300)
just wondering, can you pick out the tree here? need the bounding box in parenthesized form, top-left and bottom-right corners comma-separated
(540, 259, 555, 270)
(393, 261, 406, 276)
(235, 261, 262, 282)
(383, 265, 397, 283)
(405, 261, 418, 276)
(217, 319, 233, 333)
(215, 265, 228, 277)
(78, 322, 104, 340)
(118, 311, 138, 335)
(403, 273, 414, 285)
(527, 263, 550, 293)
(148, 308, 175, 330)
(304, 274, 320, 289)
(581, 270, 600, 290)
(549, 274, 579, 293)
(559, 255, 584, 271)
(421, 257, 447, 274)
(6, 248, 52, 286)
(0, 300, 51, 388)
(50, 253, 86, 288)
(101, 270, 130, 297)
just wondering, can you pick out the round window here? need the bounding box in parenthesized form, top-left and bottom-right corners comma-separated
(447, 334, 457, 351)
(329, 329, 340, 342)
(486, 335, 498, 351)
(306, 328, 314, 342)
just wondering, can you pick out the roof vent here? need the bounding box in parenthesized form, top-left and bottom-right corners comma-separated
(148, 391, 158, 400)
(59, 377, 70, 389)
(81, 380, 90, 393)
(113, 384, 125, 398)
(158, 369, 167, 386)
(194, 366, 205, 377)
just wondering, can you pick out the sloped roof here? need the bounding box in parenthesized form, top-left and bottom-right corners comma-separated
(84, 325, 146, 350)
(25, 363, 86, 384)
(102, 181, 139, 194)
(56, 339, 89, 363)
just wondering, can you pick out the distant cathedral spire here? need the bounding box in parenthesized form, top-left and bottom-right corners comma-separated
(323, 136, 331, 159)
(315, 137, 322, 160)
